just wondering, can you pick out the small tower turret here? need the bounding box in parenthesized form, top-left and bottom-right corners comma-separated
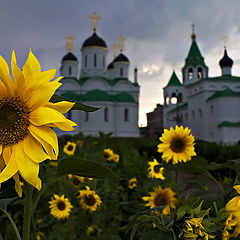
(60, 36, 79, 78)
(80, 13, 108, 78)
(219, 47, 233, 76)
(182, 25, 208, 84)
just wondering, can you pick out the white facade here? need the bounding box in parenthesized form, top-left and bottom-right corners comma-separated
(163, 33, 240, 144)
(57, 30, 140, 137)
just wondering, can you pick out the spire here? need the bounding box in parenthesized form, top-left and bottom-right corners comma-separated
(66, 35, 74, 52)
(191, 24, 196, 41)
(166, 71, 182, 87)
(117, 35, 125, 53)
(112, 43, 118, 58)
(90, 12, 100, 32)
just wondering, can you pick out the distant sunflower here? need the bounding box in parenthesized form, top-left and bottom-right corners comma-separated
(86, 225, 98, 236)
(67, 174, 93, 188)
(128, 178, 138, 189)
(142, 186, 177, 215)
(148, 159, 165, 180)
(63, 141, 76, 156)
(112, 154, 120, 163)
(0, 50, 77, 196)
(77, 186, 102, 212)
(35, 231, 45, 240)
(49, 194, 73, 220)
(103, 148, 114, 161)
(157, 126, 196, 164)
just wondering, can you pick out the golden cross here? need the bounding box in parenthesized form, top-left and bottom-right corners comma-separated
(112, 43, 118, 58)
(221, 35, 229, 49)
(191, 24, 195, 35)
(90, 12, 100, 32)
(117, 35, 125, 52)
(66, 35, 74, 52)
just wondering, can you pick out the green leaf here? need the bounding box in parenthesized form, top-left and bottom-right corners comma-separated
(50, 95, 100, 112)
(207, 162, 236, 171)
(56, 158, 118, 179)
(0, 197, 18, 210)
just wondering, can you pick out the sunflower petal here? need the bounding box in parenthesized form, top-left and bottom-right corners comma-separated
(13, 173, 23, 197)
(46, 101, 75, 113)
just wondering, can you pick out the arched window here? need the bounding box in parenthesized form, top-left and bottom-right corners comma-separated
(192, 110, 195, 119)
(197, 67, 203, 79)
(68, 67, 72, 75)
(85, 55, 88, 68)
(124, 108, 129, 121)
(85, 112, 89, 122)
(188, 68, 193, 79)
(177, 93, 183, 103)
(120, 67, 123, 77)
(94, 54, 97, 67)
(103, 56, 105, 68)
(104, 108, 108, 122)
(210, 105, 214, 114)
(199, 109, 202, 118)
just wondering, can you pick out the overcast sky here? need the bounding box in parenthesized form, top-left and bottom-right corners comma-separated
(2, 0, 240, 126)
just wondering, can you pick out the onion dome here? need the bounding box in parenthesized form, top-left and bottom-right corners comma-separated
(107, 62, 114, 69)
(219, 49, 233, 68)
(62, 52, 78, 62)
(81, 32, 107, 49)
(113, 53, 129, 63)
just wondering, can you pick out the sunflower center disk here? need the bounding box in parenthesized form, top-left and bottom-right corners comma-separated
(0, 97, 30, 146)
(153, 165, 161, 173)
(84, 194, 96, 206)
(154, 194, 168, 206)
(67, 145, 74, 151)
(57, 200, 66, 210)
(72, 177, 81, 186)
(170, 138, 185, 153)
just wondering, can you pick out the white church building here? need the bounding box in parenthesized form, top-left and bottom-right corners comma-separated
(56, 13, 140, 137)
(163, 29, 240, 144)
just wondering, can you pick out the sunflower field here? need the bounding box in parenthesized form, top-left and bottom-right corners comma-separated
(1, 51, 240, 240)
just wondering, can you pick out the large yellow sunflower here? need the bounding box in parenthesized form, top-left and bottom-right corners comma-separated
(142, 186, 177, 215)
(148, 159, 165, 180)
(63, 141, 76, 156)
(0, 50, 77, 196)
(48, 194, 73, 220)
(77, 186, 102, 212)
(157, 126, 196, 164)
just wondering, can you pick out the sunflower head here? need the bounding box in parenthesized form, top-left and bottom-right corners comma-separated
(77, 186, 102, 213)
(68, 174, 93, 187)
(148, 159, 165, 180)
(157, 126, 196, 164)
(63, 141, 76, 156)
(142, 186, 177, 215)
(0, 50, 77, 196)
(128, 178, 138, 189)
(86, 225, 98, 236)
(103, 148, 114, 161)
(48, 194, 73, 220)
(35, 231, 45, 240)
(112, 153, 120, 163)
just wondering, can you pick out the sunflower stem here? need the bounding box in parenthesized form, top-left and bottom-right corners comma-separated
(22, 183, 33, 240)
(0, 208, 22, 240)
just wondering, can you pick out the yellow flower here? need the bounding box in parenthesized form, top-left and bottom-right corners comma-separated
(103, 148, 115, 161)
(0, 50, 77, 196)
(48, 194, 73, 220)
(157, 126, 196, 164)
(226, 185, 240, 214)
(77, 186, 102, 212)
(142, 186, 177, 215)
(63, 141, 76, 156)
(148, 159, 165, 180)
(35, 231, 45, 240)
(180, 218, 215, 239)
(128, 178, 138, 189)
(67, 174, 93, 188)
(112, 154, 120, 163)
(86, 225, 97, 236)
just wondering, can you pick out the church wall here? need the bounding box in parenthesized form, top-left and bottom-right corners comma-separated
(83, 78, 111, 92)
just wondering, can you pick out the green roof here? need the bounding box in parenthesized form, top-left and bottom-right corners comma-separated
(166, 71, 182, 87)
(218, 121, 240, 127)
(184, 40, 207, 68)
(207, 88, 240, 101)
(61, 90, 136, 103)
(167, 103, 188, 113)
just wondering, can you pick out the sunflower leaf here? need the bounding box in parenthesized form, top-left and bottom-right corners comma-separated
(50, 95, 100, 112)
(56, 158, 118, 179)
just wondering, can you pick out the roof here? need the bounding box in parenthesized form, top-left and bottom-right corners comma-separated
(61, 90, 136, 103)
(62, 52, 78, 62)
(207, 88, 240, 101)
(184, 39, 207, 68)
(219, 49, 233, 68)
(166, 71, 182, 87)
(113, 53, 129, 63)
(107, 62, 114, 69)
(218, 121, 240, 127)
(81, 32, 107, 49)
